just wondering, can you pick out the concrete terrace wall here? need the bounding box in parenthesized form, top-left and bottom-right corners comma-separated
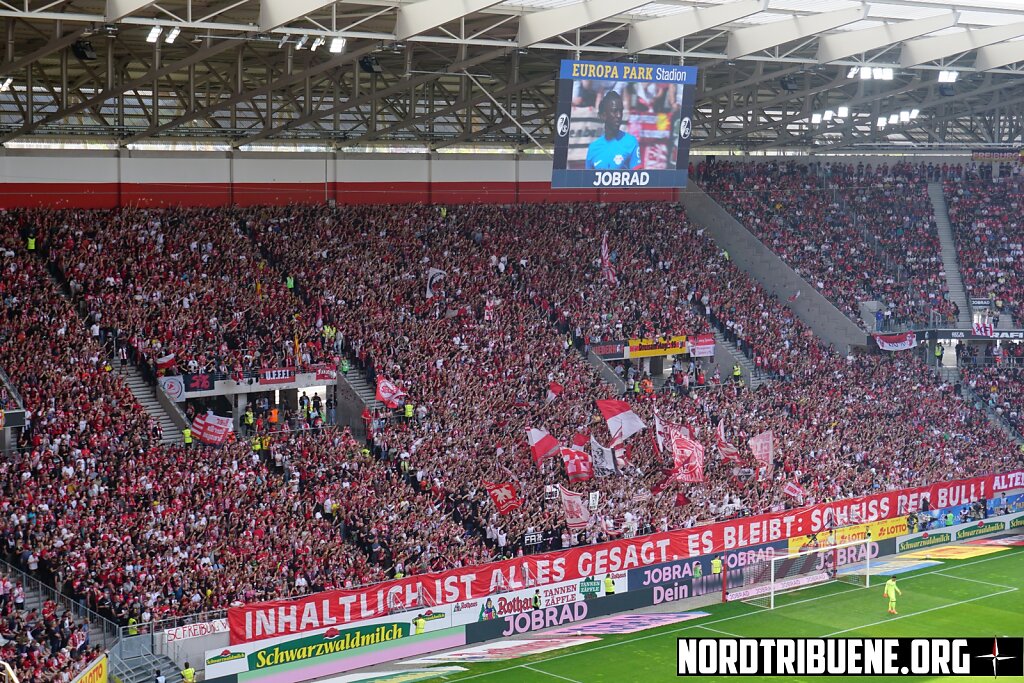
(679, 182, 867, 354)
(0, 151, 675, 208)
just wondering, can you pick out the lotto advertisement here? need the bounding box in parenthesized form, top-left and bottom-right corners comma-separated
(551, 59, 697, 189)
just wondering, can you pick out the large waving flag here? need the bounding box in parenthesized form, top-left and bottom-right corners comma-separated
(560, 447, 593, 484)
(782, 480, 807, 502)
(668, 425, 705, 483)
(425, 267, 447, 299)
(527, 427, 559, 468)
(590, 435, 616, 475)
(715, 419, 742, 462)
(375, 378, 408, 409)
(559, 485, 591, 530)
(483, 481, 523, 515)
(596, 399, 646, 441)
(748, 429, 775, 474)
(191, 412, 233, 445)
(600, 232, 617, 287)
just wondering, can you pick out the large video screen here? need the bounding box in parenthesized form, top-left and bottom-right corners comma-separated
(552, 60, 697, 189)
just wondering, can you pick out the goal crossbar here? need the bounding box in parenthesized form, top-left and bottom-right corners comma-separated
(729, 538, 873, 609)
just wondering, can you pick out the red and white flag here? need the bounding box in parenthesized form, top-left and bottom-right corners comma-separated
(191, 412, 233, 445)
(973, 321, 994, 337)
(782, 480, 807, 502)
(546, 381, 564, 404)
(873, 331, 917, 352)
(600, 232, 618, 287)
(674, 491, 691, 507)
(748, 429, 775, 473)
(787, 290, 801, 303)
(527, 427, 559, 468)
(156, 353, 176, 371)
(560, 447, 593, 484)
(375, 378, 408, 409)
(715, 420, 742, 462)
(596, 399, 646, 441)
(668, 425, 705, 483)
(483, 481, 523, 515)
(559, 484, 591, 530)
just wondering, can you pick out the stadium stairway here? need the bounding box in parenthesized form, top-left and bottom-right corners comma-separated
(712, 331, 766, 390)
(113, 364, 183, 446)
(682, 183, 867, 354)
(38, 263, 184, 446)
(109, 650, 182, 683)
(15, 574, 109, 651)
(927, 182, 974, 327)
(340, 371, 383, 411)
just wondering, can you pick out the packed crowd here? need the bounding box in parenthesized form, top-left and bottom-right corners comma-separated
(698, 160, 957, 328)
(963, 365, 1024, 433)
(944, 176, 1024, 326)
(0, 198, 1019, 648)
(33, 207, 333, 377)
(0, 217, 155, 681)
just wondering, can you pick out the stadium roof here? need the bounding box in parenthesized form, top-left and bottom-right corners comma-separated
(3, 0, 1024, 152)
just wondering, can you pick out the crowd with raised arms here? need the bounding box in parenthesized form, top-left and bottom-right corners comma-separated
(0, 198, 1018, 664)
(698, 160, 957, 328)
(944, 175, 1024, 326)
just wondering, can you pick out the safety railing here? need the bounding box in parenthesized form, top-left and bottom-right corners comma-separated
(0, 558, 120, 650)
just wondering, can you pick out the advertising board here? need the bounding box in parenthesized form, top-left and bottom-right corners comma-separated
(896, 512, 1019, 553)
(228, 471, 1023, 644)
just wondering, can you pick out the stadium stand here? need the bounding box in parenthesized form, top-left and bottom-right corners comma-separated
(699, 160, 957, 329)
(944, 175, 1024, 326)
(2, 200, 1020, 642)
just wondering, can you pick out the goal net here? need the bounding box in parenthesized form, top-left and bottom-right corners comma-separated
(728, 538, 873, 609)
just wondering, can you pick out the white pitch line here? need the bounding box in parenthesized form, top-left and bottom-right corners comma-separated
(933, 571, 1017, 591)
(450, 549, 1022, 682)
(820, 586, 1018, 637)
(697, 625, 744, 638)
(523, 664, 583, 683)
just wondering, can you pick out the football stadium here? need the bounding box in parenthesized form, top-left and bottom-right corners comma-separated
(1, 1, 1024, 682)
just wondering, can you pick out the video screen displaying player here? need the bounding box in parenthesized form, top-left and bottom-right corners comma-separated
(569, 79, 683, 172)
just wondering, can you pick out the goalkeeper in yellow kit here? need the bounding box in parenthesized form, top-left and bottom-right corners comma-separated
(883, 576, 902, 614)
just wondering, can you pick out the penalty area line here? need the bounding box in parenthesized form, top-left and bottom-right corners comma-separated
(820, 586, 1018, 637)
(523, 664, 583, 683)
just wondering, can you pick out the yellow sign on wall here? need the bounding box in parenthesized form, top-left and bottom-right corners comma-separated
(72, 655, 107, 683)
(787, 518, 908, 553)
(627, 336, 687, 358)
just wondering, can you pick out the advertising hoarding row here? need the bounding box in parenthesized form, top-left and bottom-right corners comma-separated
(895, 511, 1024, 553)
(228, 470, 1023, 645)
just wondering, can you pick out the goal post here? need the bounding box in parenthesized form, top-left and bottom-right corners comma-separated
(726, 538, 874, 610)
(1, 660, 20, 683)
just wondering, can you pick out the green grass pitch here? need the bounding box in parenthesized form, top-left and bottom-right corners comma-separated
(440, 545, 1024, 682)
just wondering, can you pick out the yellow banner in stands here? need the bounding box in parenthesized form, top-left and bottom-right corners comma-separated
(788, 518, 909, 553)
(627, 336, 687, 358)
